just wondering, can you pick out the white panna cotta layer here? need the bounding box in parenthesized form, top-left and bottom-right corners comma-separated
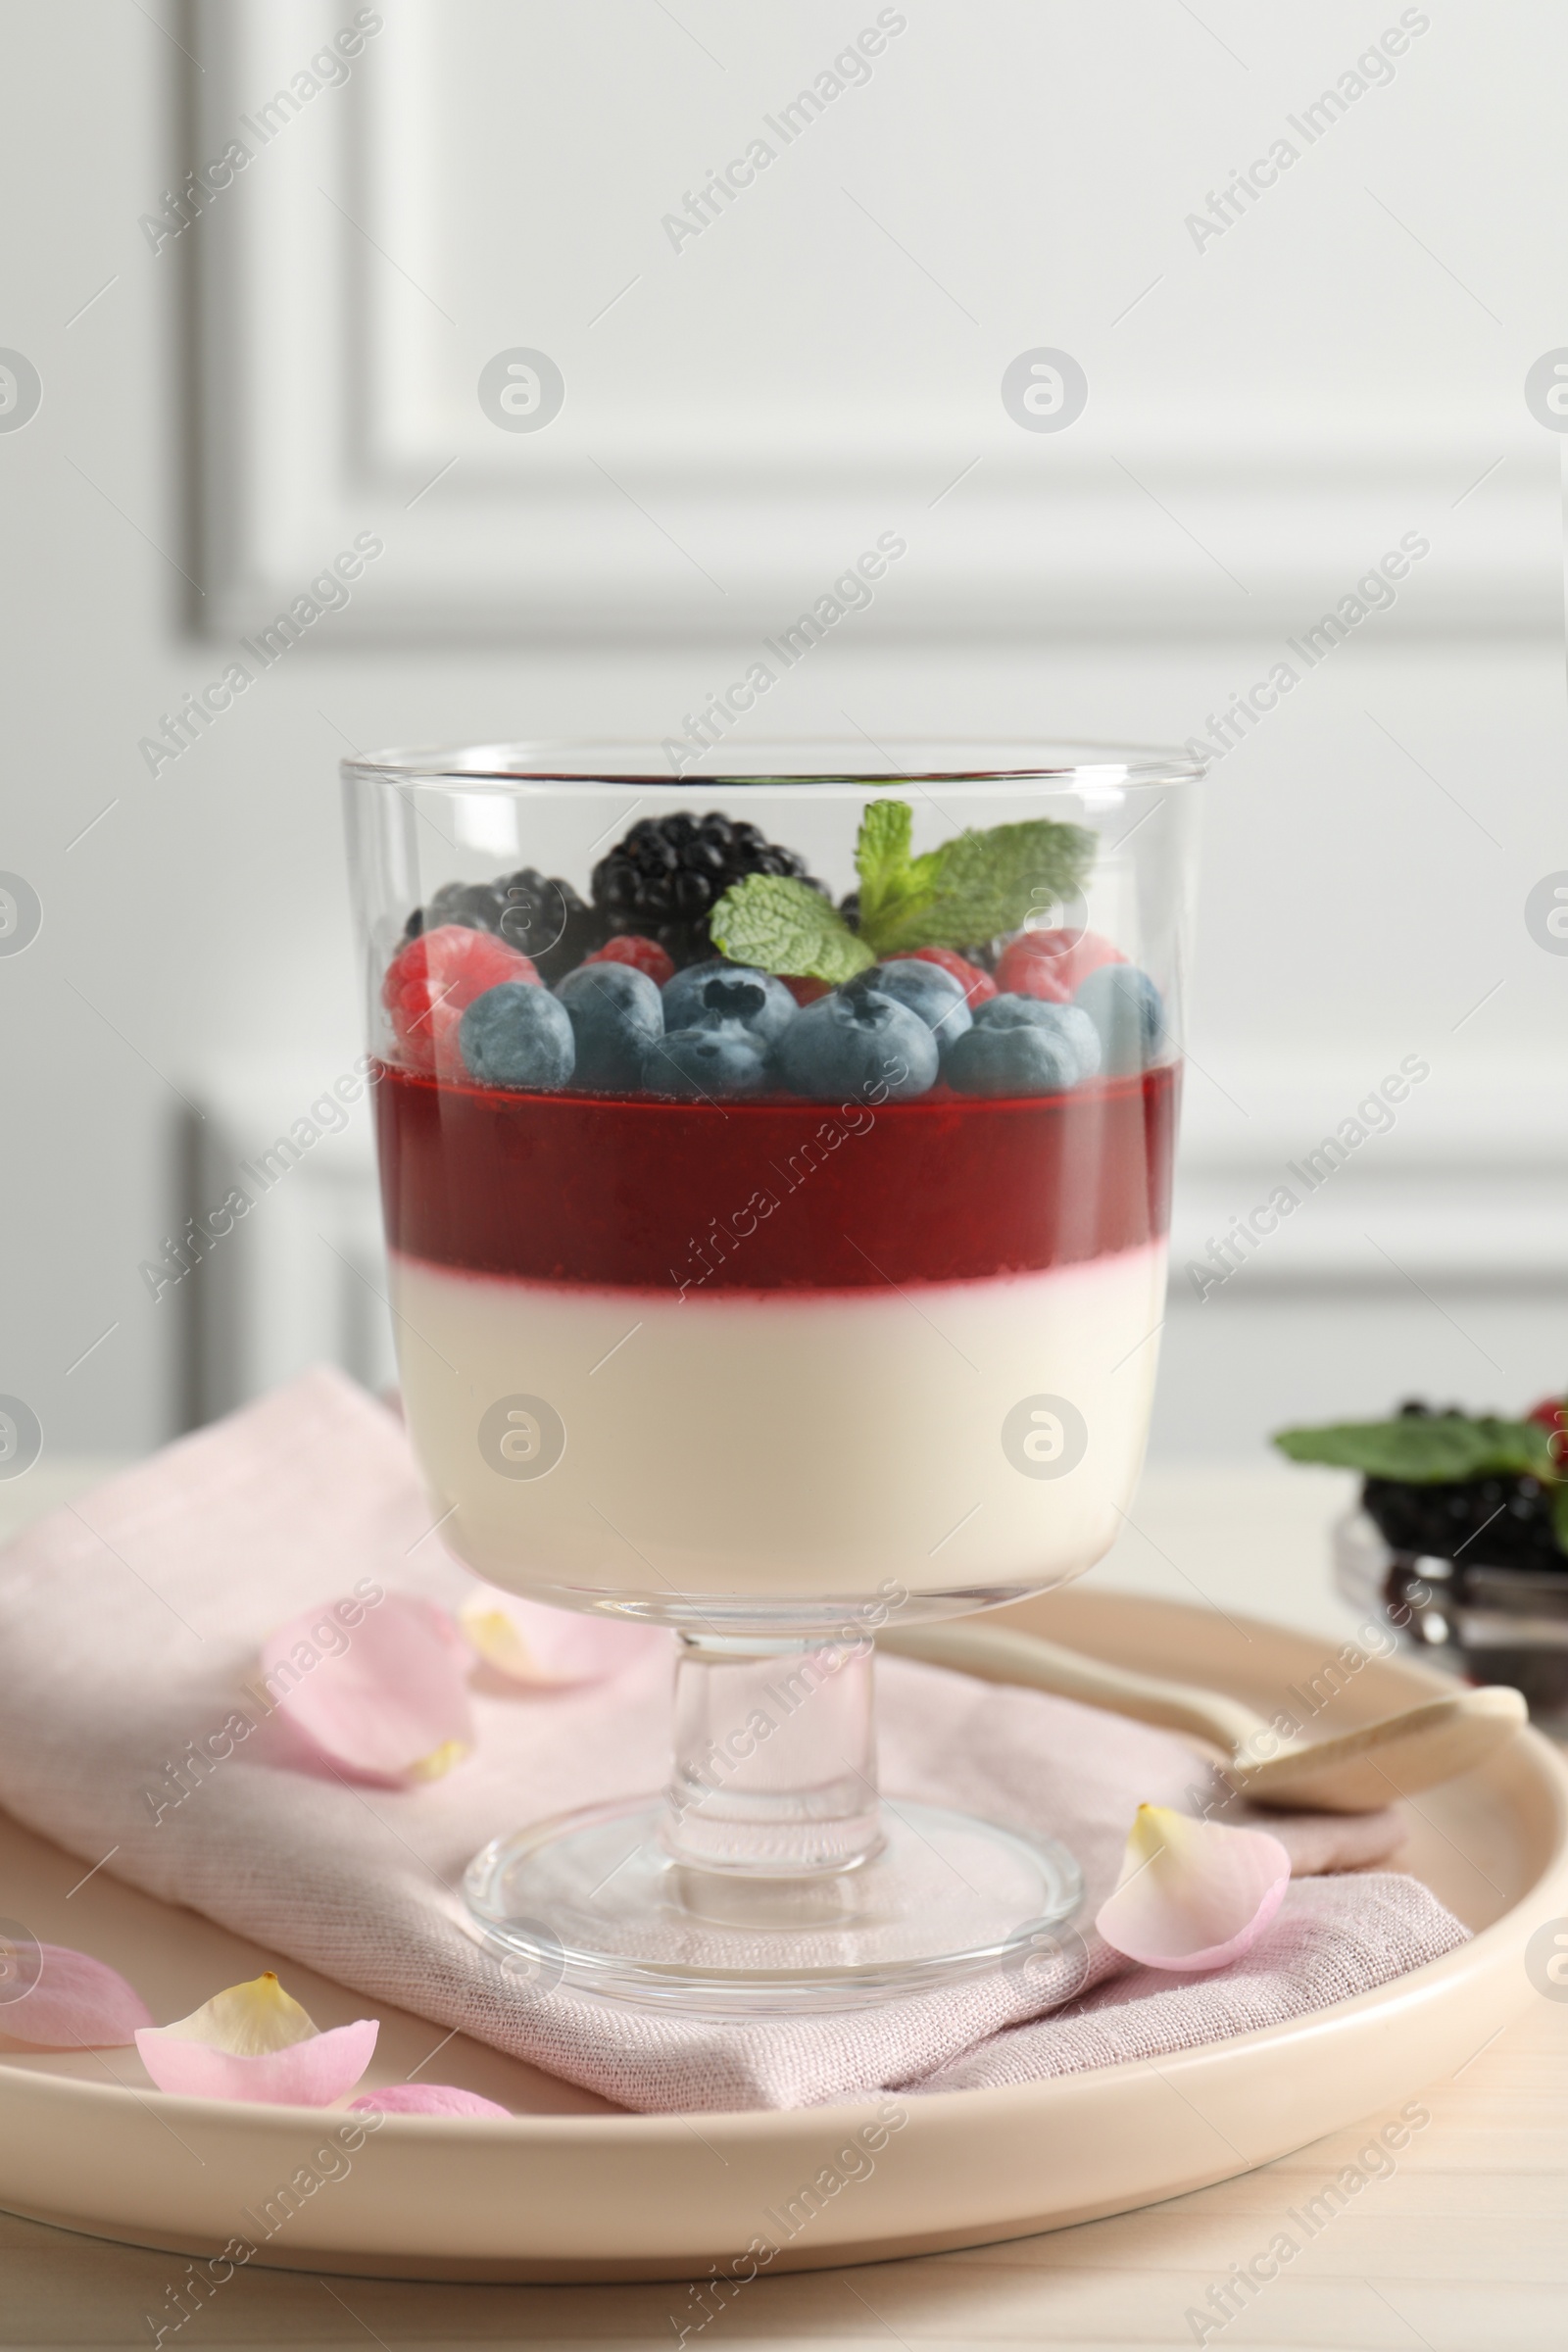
(389, 1243, 1166, 1614)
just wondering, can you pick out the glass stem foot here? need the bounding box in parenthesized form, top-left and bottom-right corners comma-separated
(662, 1634, 882, 1877)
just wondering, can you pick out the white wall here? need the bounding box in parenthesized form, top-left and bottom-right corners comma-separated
(2, 0, 1564, 1468)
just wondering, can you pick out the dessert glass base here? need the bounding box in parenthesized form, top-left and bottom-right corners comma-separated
(466, 1796, 1083, 2016)
(461, 1632, 1082, 2013)
(464, 1634, 1082, 2015)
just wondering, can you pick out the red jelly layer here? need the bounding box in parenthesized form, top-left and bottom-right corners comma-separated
(375, 1061, 1178, 1293)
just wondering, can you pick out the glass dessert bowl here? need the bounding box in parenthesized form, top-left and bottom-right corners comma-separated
(343, 740, 1202, 2011)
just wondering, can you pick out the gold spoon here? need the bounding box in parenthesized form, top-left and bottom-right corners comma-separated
(879, 1620, 1527, 1812)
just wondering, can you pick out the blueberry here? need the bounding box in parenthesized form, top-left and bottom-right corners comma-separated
(944, 1020, 1079, 1098)
(971, 994, 1101, 1080)
(660, 959, 725, 1027)
(459, 982, 575, 1092)
(661, 960, 798, 1047)
(1073, 964, 1163, 1075)
(556, 961, 663, 1091)
(645, 1022, 770, 1101)
(774, 989, 938, 1103)
(854, 959, 971, 1042)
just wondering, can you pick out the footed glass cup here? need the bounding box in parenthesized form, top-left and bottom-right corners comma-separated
(343, 741, 1201, 2012)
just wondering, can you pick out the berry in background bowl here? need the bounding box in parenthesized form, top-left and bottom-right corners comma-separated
(1527, 1394, 1568, 1468)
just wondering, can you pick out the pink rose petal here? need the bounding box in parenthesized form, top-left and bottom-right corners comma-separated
(137, 2018, 378, 2105)
(1095, 1804, 1292, 1973)
(0, 1941, 152, 2048)
(350, 2082, 511, 2118)
(459, 1584, 667, 1689)
(134, 1970, 378, 2105)
(259, 1592, 474, 1786)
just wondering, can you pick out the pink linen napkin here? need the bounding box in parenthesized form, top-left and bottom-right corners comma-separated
(0, 1369, 1467, 2113)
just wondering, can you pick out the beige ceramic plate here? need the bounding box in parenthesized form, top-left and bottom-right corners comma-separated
(1, 1590, 1564, 2283)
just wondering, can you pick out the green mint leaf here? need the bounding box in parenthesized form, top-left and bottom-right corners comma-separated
(710, 874, 874, 984)
(856, 799, 912, 900)
(869, 818, 1098, 956)
(854, 800, 917, 938)
(1272, 1414, 1556, 1484)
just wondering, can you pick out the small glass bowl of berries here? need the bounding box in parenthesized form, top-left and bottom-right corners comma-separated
(1276, 1395, 1568, 1726)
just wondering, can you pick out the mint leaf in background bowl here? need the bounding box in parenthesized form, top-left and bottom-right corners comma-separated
(1273, 1413, 1558, 1485)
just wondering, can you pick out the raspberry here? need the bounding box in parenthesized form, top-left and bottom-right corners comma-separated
(902, 947, 998, 1007)
(996, 928, 1125, 1003)
(1527, 1396, 1568, 1467)
(582, 934, 675, 988)
(382, 925, 537, 1076)
(782, 974, 833, 1006)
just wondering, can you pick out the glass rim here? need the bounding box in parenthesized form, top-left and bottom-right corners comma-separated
(341, 736, 1206, 792)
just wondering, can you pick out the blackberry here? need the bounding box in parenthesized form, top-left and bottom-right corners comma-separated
(1361, 1473, 1564, 1573)
(403, 867, 604, 984)
(1367, 1396, 1565, 1571)
(590, 812, 824, 969)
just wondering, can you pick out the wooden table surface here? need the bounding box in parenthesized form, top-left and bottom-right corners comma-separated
(4, 1459, 1565, 2351)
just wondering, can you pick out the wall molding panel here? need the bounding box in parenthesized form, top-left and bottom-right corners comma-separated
(189, 2, 1558, 647)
